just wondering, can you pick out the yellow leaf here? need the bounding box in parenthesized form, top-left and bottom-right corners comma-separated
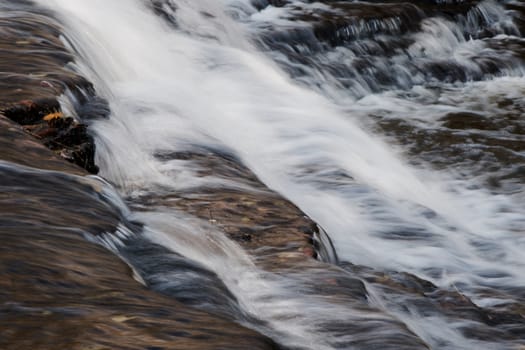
(43, 112, 63, 121)
(111, 315, 136, 323)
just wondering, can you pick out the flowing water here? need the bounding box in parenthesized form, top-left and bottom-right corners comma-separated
(26, 0, 525, 349)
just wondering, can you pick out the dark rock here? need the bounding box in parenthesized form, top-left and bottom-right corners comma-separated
(3, 99, 99, 174)
(3, 98, 60, 125)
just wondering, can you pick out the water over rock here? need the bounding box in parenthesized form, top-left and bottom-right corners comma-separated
(0, 3, 104, 173)
(3, 0, 525, 349)
(0, 4, 282, 349)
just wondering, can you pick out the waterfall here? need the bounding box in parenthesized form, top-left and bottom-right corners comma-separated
(33, 0, 525, 349)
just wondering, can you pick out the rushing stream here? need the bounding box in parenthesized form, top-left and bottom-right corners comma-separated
(25, 0, 525, 349)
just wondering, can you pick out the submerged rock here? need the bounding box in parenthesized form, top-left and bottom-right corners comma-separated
(342, 262, 525, 347)
(147, 149, 331, 267)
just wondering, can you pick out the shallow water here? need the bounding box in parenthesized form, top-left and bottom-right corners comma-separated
(31, 0, 525, 348)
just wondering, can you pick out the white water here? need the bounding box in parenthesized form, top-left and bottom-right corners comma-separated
(36, 0, 525, 348)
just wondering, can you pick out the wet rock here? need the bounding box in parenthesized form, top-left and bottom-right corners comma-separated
(440, 112, 500, 131)
(145, 149, 327, 267)
(375, 113, 525, 193)
(3, 100, 99, 174)
(341, 262, 525, 347)
(0, 115, 85, 175)
(311, 3, 424, 45)
(507, 1, 525, 34)
(3, 98, 60, 124)
(253, 0, 519, 96)
(0, 3, 103, 174)
(117, 237, 248, 321)
(0, 117, 280, 350)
